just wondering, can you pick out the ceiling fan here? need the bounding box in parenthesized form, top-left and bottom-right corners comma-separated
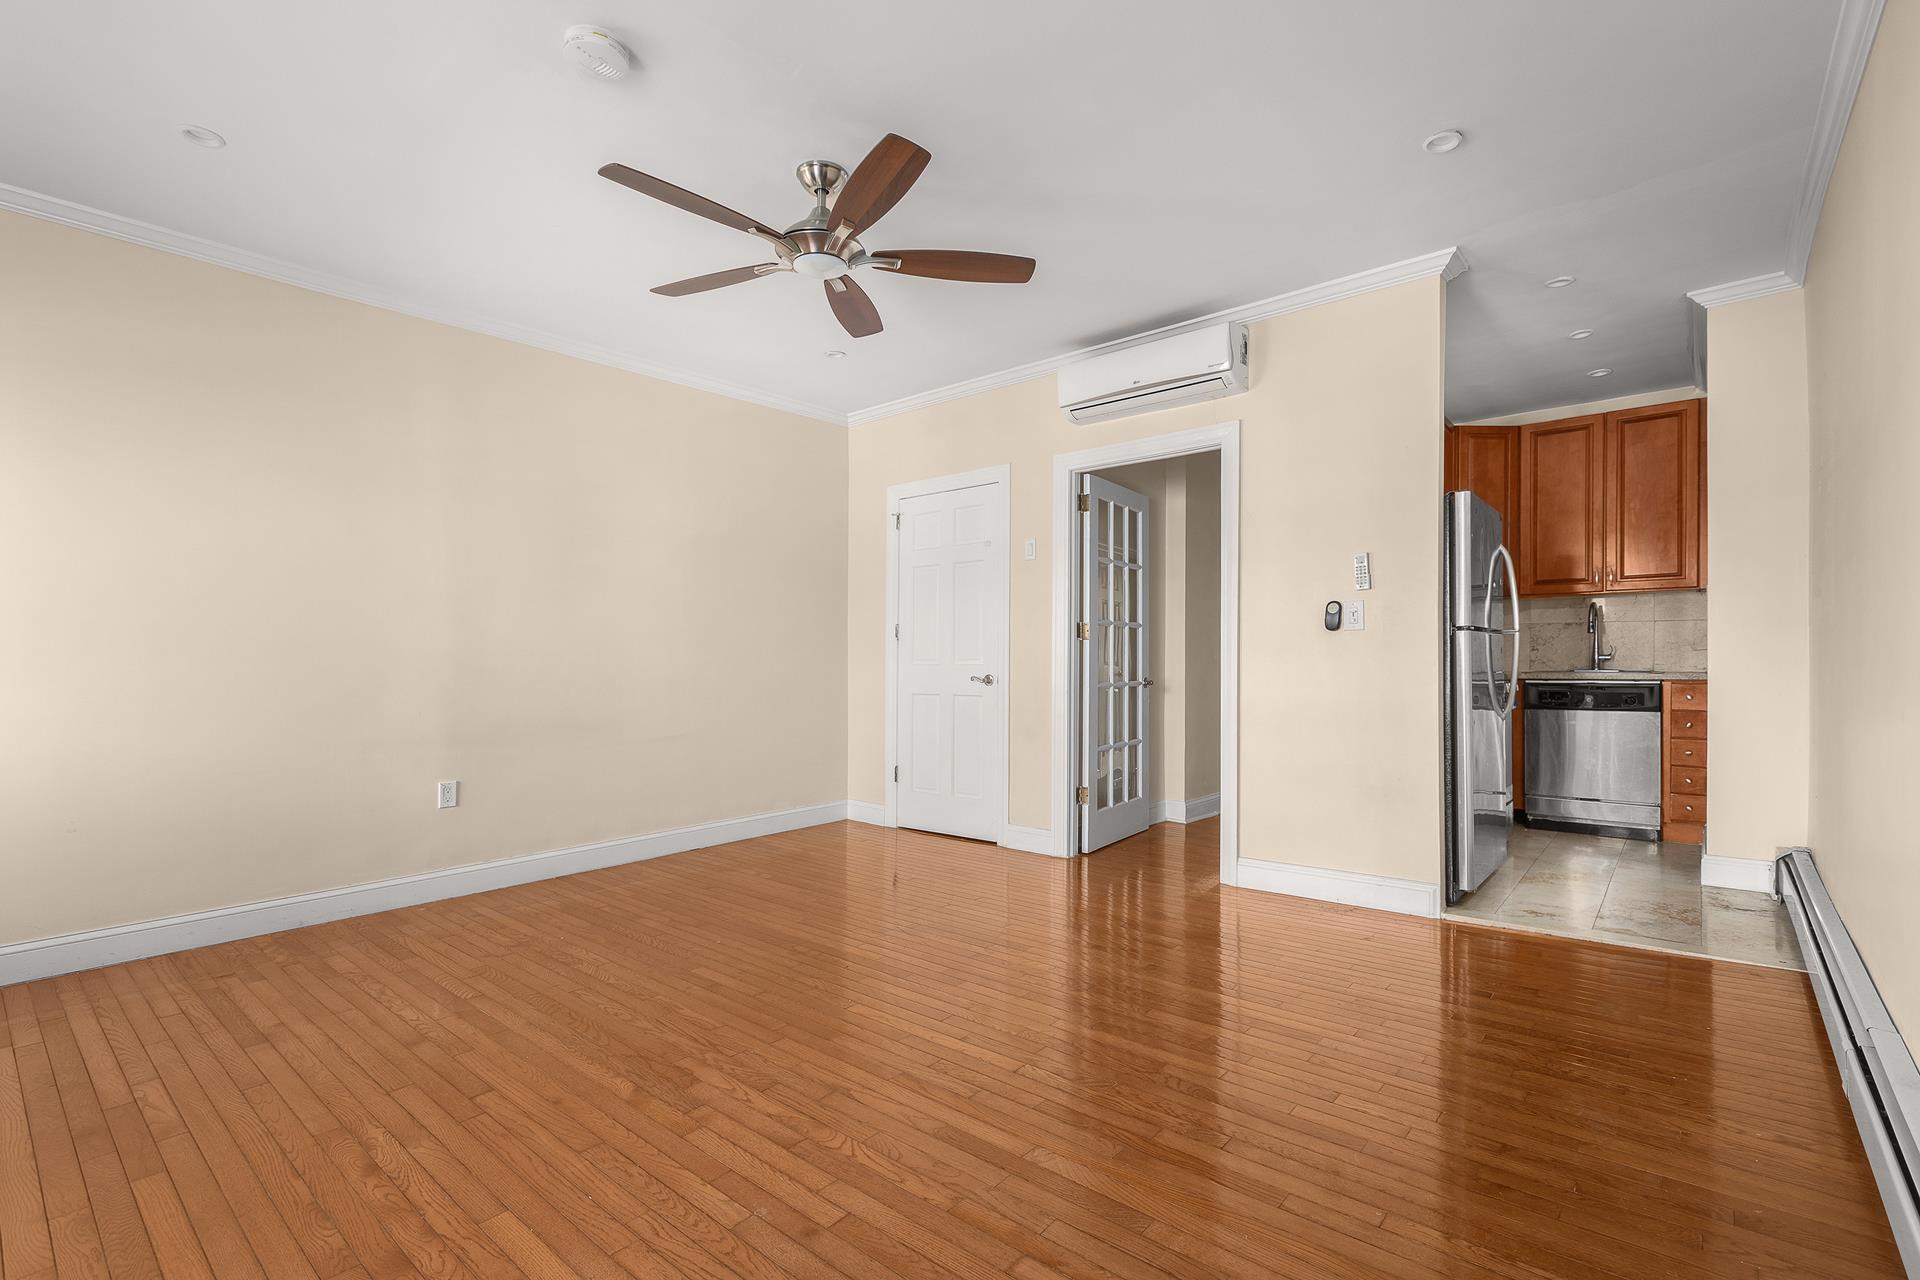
(599, 133, 1036, 339)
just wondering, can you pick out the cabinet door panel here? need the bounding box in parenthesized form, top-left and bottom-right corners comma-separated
(1518, 416, 1604, 596)
(1606, 400, 1703, 591)
(1455, 427, 1520, 546)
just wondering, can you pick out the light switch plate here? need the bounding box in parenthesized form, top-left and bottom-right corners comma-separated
(1342, 599, 1366, 631)
(1024, 537, 1036, 561)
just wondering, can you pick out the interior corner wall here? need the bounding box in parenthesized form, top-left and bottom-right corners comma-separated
(0, 209, 850, 948)
(1182, 452, 1222, 802)
(847, 276, 1447, 885)
(1802, 0, 1920, 1037)
(1703, 289, 1811, 865)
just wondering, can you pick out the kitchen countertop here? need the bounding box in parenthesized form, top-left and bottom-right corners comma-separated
(1522, 670, 1707, 682)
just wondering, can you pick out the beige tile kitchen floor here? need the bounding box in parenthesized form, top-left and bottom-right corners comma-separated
(1446, 823, 1805, 969)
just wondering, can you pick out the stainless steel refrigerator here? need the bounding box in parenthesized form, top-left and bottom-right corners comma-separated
(1444, 492, 1521, 904)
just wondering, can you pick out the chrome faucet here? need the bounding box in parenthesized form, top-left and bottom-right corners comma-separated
(1588, 600, 1617, 670)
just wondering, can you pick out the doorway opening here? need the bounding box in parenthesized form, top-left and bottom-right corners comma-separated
(1051, 422, 1241, 885)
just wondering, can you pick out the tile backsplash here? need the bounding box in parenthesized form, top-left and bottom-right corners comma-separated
(1518, 590, 1707, 674)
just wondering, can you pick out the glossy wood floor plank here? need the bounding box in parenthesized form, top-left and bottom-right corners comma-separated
(1, 818, 1903, 1278)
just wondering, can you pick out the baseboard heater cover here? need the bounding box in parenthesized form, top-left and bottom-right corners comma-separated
(1776, 848, 1920, 1275)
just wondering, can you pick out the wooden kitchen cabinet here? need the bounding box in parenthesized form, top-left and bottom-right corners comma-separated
(1502, 398, 1705, 597)
(1445, 425, 1521, 545)
(1662, 680, 1708, 843)
(1605, 399, 1705, 592)
(1517, 415, 1606, 595)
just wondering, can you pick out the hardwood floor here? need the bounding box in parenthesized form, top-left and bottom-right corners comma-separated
(0, 818, 1902, 1279)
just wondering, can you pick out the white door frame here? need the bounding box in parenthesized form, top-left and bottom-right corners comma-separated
(1050, 422, 1240, 886)
(885, 464, 1012, 843)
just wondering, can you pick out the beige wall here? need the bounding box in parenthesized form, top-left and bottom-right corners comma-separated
(1704, 290, 1812, 865)
(849, 278, 1447, 882)
(0, 210, 849, 946)
(1803, 0, 1920, 1036)
(1184, 451, 1222, 799)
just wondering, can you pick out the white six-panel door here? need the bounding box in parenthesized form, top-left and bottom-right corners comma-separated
(896, 483, 1008, 841)
(1079, 475, 1151, 853)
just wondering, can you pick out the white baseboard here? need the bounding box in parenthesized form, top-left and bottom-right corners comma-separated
(0, 800, 850, 987)
(1187, 792, 1223, 821)
(846, 800, 889, 827)
(1237, 857, 1442, 918)
(1000, 824, 1060, 856)
(1701, 854, 1777, 895)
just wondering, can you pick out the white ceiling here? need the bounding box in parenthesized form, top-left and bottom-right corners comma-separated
(0, 0, 1845, 423)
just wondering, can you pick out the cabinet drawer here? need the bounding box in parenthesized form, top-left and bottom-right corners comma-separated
(1667, 765, 1707, 796)
(1668, 681, 1707, 711)
(1666, 795, 1706, 825)
(1669, 739, 1706, 767)
(1669, 709, 1707, 740)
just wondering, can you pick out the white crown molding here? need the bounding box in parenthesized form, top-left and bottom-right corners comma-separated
(1686, 272, 1801, 309)
(6, 176, 1473, 433)
(1786, 0, 1887, 282)
(0, 801, 851, 986)
(0, 182, 847, 427)
(847, 247, 1469, 427)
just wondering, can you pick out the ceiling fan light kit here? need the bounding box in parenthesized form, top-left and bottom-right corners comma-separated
(598, 132, 1037, 338)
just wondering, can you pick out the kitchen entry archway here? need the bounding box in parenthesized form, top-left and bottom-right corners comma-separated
(1050, 422, 1241, 885)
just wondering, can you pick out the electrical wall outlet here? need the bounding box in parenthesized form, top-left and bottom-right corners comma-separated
(437, 780, 459, 809)
(1341, 599, 1366, 631)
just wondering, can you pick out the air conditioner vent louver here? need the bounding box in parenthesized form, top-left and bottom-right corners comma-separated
(1057, 322, 1250, 425)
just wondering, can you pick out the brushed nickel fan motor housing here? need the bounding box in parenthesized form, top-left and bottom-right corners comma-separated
(794, 160, 846, 198)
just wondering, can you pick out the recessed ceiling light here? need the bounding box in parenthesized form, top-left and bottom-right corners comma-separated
(1422, 129, 1465, 154)
(1545, 275, 1576, 288)
(1587, 367, 1613, 378)
(179, 126, 226, 149)
(823, 350, 847, 359)
(1568, 328, 1595, 340)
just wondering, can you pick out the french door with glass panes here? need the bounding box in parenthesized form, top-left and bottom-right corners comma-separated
(1078, 474, 1151, 852)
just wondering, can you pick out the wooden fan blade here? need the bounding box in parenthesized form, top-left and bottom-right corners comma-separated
(824, 277, 883, 338)
(599, 164, 783, 241)
(830, 134, 931, 236)
(650, 264, 783, 297)
(874, 250, 1036, 284)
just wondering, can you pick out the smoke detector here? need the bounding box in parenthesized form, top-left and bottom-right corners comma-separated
(561, 26, 631, 80)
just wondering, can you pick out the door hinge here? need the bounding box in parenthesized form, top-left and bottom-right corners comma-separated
(893, 765, 899, 782)
(894, 623, 900, 639)
(1077, 493, 1091, 512)
(892, 512, 900, 529)
(1076, 786, 1090, 805)
(1077, 622, 1090, 640)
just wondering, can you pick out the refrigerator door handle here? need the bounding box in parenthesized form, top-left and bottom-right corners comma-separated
(1490, 543, 1522, 718)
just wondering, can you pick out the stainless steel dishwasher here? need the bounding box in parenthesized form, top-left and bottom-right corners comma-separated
(1523, 682, 1663, 838)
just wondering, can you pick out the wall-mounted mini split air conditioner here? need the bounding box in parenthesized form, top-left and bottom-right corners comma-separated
(1057, 321, 1251, 425)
